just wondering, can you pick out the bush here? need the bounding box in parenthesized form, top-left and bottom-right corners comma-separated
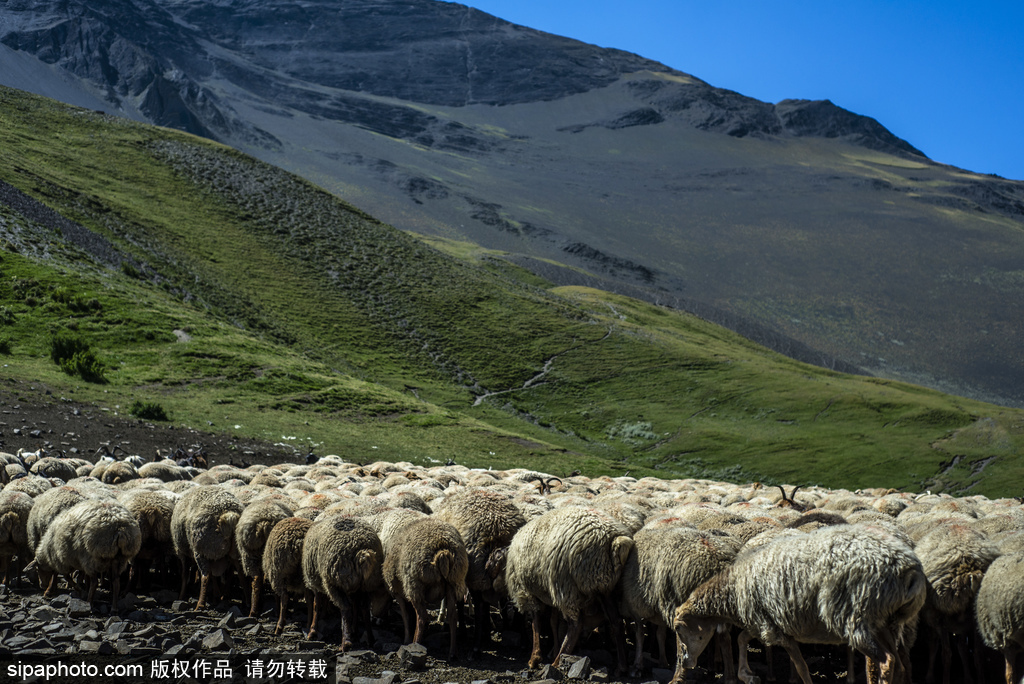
(50, 332, 89, 364)
(0, 336, 11, 355)
(50, 333, 106, 383)
(129, 400, 169, 421)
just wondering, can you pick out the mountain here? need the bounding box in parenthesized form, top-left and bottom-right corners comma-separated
(2, 0, 1024, 408)
(3, 85, 1024, 496)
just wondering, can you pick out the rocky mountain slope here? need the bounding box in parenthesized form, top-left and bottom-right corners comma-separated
(2, 0, 1024, 406)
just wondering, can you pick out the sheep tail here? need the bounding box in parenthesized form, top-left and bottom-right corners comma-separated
(610, 535, 634, 574)
(0, 512, 16, 543)
(355, 548, 379, 582)
(219, 511, 241, 536)
(433, 549, 455, 579)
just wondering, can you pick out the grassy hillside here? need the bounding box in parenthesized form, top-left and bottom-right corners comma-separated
(2, 85, 1022, 495)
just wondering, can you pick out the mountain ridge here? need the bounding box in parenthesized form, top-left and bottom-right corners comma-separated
(2, 0, 1024, 408)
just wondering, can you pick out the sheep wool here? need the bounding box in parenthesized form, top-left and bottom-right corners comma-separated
(975, 551, 1024, 684)
(170, 485, 244, 609)
(674, 523, 926, 684)
(263, 516, 315, 635)
(505, 506, 633, 673)
(34, 499, 141, 611)
(301, 514, 386, 650)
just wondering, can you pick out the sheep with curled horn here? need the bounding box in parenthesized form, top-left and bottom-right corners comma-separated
(774, 484, 809, 512)
(523, 473, 563, 495)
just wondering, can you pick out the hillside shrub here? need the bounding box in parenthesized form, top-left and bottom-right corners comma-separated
(129, 400, 169, 421)
(0, 336, 11, 355)
(50, 333, 106, 383)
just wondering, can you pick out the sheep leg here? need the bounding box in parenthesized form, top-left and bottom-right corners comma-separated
(249, 574, 263, 618)
(656, 623, 670, 668)
(42, 572, 57, 598)
(196, 573, 211, 610)
(111, 570, 121, 614)
(630, 618, 647, 678)
(939, 630, 952, 684)
(596, 594, 629, 676)
(551, 615, 585, 670)
(1005, 648, 1019, 684)
(777, 636, 814, 684)
(307, 592, 324, 640)
(717, 627, 737, 684)
(528, 611, 545, 670)
(86, 575, 98, 605)
(396, 597, 413, 645)
(305, 588, 314, 635)
(412, 599, 430, 647)
(337, 593, 355, 652)
(357, 593, 375, 647)
(275, 593, 289, 636)
(737, 630, 762, 684)
(471, 590, 488, 653)
(177, 559, 189, 600)
(954, 633, 972, 684)
(446, 583, 459, 661)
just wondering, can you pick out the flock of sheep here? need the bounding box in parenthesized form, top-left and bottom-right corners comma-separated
(1, 446, 1023, 684)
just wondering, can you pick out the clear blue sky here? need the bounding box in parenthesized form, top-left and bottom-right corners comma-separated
(461, 1, 1024, 181)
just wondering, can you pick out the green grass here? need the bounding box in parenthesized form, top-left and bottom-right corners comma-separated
(2, 84, 1024, 495)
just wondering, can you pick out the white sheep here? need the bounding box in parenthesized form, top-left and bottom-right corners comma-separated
(432, 487, 527, 652)
(975, 550, 1024, 684)
(619, 523, 742, 677)
(236, 496, 294, 616)
(914, 521, 999, 684)
(170, 485, 244, 610)
(301, 514, 388, 651)
(26, 485, 89, 553)
(33, 498, 141, 611)
(118, 489, 177, 590)
(0, 490, 33, 585)
(382, 515, 469, 660)
(673, 523, 927, 684)
(504, 506, 634, 674)
(262, 516, 315, 635)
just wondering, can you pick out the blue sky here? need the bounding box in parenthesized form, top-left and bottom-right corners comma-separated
(461, 1, 1024, 181)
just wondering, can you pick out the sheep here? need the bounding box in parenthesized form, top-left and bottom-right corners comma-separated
(33, 499, 141, 611)
(101, 460, 140, 486)
(619, 524, 742, 677)
(3, 475, 53, 497)
(382, 516, 470, 660)
(170, 485, 244, 610)
(29, 456, 79, 483)
(432, 487, 528, 652)
(504, 506, 634, 674)
(0, 490, 33, 585)
(975, 551, 1024, 684)
(301, 514, 388, 651)
(914, 522, 1000, 684)
(672, 523, 927, 684)
(236, 496, 295, 616)
(262, 516, 315, 635)
(26, 485, 89, 553)
(137, 460, 192, 482)
(118, 489, 177, 589)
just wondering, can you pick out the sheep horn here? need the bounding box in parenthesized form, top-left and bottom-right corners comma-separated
(776, 485, 791, 502)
